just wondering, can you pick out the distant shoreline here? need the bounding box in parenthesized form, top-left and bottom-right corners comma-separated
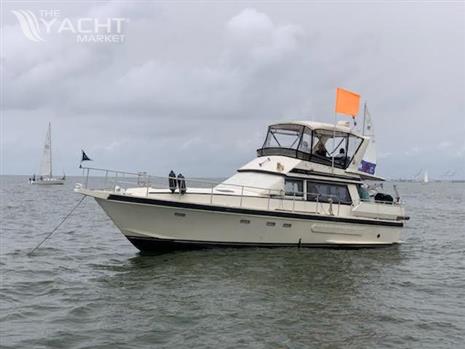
(1, 174, 465, 183)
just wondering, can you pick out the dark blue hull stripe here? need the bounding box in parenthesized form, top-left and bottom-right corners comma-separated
(107, 194, 403, 227)
(126, 235, 398, 252)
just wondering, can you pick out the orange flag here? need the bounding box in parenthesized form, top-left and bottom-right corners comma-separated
(335, 88, 360, 117)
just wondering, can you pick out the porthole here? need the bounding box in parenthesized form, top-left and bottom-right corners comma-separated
(240, 219, 250, 224)
(283, 223, 292, 228)
(377, 234, 381, 239)
(174, 212, 186, 217)
(266, 222, 276, 227)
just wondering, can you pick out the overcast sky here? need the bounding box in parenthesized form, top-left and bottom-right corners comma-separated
(1, 1, 464, 179)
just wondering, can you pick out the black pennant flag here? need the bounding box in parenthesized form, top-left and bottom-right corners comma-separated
(80, 150, 92, 168)
(81, 150, 92, 162)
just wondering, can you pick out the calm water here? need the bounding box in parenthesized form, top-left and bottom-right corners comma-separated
(1, 176, 464, 349)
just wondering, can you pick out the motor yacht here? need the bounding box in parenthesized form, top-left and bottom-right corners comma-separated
(75, 118, 408, 252)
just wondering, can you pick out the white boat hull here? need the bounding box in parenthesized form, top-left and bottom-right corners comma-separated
(30, 178, 65, 185)
(93, 193, 402, 252)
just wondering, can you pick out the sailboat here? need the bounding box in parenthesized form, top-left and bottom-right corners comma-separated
(29, 122, 65, 185)
(423, 170, 429, 184)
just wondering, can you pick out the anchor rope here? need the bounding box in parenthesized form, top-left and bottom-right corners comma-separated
(28, 195, 86, 256)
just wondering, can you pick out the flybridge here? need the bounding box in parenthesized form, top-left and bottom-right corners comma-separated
(257, 121, 365, 171)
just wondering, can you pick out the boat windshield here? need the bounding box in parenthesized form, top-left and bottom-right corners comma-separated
(257, 124, 363, 169)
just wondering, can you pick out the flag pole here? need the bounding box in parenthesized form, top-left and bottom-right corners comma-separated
(333, 88, 360, 174)
(331, 110, 336, 174)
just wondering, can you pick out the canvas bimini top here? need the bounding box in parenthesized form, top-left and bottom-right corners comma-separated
(282, 120, 355, 134)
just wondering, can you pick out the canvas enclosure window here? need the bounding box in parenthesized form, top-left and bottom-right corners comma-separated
(298, 129, 312, 154)
(263, 125, 303, 150)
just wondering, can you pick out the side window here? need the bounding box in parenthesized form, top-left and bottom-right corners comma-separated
(284, 179, 304, 197)
(357, 185, 370, 201)
(306, 182, 352, 204)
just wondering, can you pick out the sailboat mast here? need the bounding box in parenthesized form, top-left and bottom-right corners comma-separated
(49, 122, 52, 178)
(362, 102, 367, 136)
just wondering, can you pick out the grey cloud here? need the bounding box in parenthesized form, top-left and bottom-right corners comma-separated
(2, 2, 464, 179)
(5, 6, 309, 123)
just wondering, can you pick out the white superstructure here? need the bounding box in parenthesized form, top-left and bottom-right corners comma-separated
(76, 119, 408, 252)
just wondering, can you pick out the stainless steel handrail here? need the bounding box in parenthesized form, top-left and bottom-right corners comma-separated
(80, 166, 402, 211)
(81, 166, 281, 193)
